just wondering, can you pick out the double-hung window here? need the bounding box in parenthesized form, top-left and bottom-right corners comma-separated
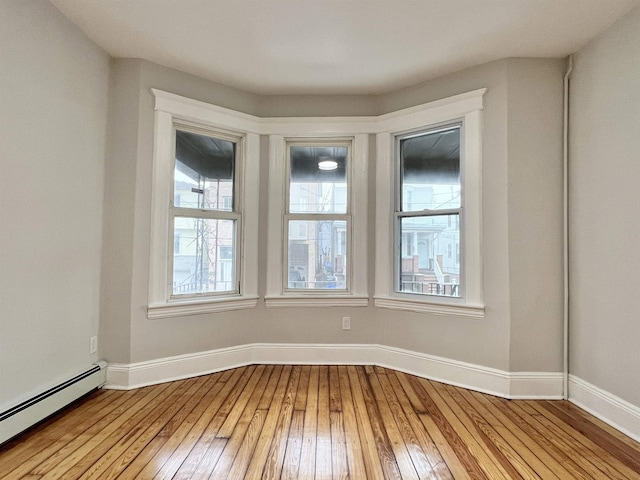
(374, 89, 485, 317)
(171, 127, 240, 297)
(265, 132, 368, 307)
(286, 140, 350, 292)
(396, 124, 461, 297)
(148, 89, 260, 318)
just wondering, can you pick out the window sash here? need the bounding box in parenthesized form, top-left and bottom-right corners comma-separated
(168, 126, 243, 300)
(394, 123, 463, 299)
(169, 215, 239, 298)
(284, 139, 353, 294)
(284, 215, 351, 293)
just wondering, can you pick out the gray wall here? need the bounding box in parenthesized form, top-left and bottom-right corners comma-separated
(0, 0, 110, 410)
(506, 59, 565, 372)
(374, 59, 566, 372)
(569, 6, 640, 406)
(101, 58, 565, 375)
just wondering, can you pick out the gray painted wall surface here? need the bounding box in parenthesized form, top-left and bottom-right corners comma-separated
(374, 60, 513, 370)
(569, 6, 640, 406)
(100, 57, 565, 375)
(0, 0, 110, 410)
(506, 58, 565, 372)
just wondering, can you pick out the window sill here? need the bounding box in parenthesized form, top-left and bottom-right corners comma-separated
(148, 295, 259, 319)
(265, 295, 369, 308)
(374, 295, 484, 318)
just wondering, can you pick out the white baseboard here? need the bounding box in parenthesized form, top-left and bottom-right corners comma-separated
(105, 343, 563, 400)
(569, 375, 640, 443)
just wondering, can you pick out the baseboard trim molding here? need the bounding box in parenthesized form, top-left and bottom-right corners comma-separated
(105, 343, 563, 399)
(569, 375, 640, 443)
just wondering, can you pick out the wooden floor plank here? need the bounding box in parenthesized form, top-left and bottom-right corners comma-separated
(525, 400, 639, 480)
(407, 374, 489, 480)
(337, 365, 369, 479)
(257, 365, 301, 480)
(482, 395, 595, 480)
(315, 366, 333, 480)
(170, 367, 247, 479)
(241, 365, 289, 479)
(209, 365, 275, 478)
(0, 389, 133, 479)
(353, 365, 403, 479)
(226, 366, 287, 480)
(467, 391, 575, 480)
(386, 371, 453, 480)
(518, 400, 633, 480)
(34, 380, 186, 479)
(368, 369, 420, 480)
(540, 400, 640, 473)
(444, 384, 551, 480)
(1, 365, 639, 480)
(345, 365, 388, 479)
(298, 365, 320, 480)
(85, 377, 205, 480)
(281, 410, 305, 480)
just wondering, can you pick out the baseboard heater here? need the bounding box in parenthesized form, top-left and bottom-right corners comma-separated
(0, 361, 107, 445)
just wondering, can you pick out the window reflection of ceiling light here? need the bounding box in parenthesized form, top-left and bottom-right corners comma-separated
(318, 160, 338, 171)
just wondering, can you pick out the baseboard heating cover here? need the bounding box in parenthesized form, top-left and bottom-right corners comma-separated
(0, 361, 107, 445)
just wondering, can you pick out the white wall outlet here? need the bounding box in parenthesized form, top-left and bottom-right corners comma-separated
(90, 336, 98, 354)
(342, 316, 351, 330)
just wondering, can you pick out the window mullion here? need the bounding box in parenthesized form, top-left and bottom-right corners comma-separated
(397, 208, 460, 218)
(171, 207, 240, 221)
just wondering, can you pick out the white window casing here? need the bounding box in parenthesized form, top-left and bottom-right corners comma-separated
(148, 90, 260, 318)
(147, 88, 484, 316)
(265, 132, 369, 307)
(374, 89, 486, 318)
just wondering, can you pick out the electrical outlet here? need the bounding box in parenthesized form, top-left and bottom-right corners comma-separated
(90, 336, 98, 354)
(342, 316, 351, 330)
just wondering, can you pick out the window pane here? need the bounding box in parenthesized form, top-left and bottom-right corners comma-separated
(173, 217, 236, 295)
(400, 126, 460, 211)
(174, 130, 235, 211)
(399, 215, 460, 297)
(289, 145, 347, 213)
(288, 220, 347, 290)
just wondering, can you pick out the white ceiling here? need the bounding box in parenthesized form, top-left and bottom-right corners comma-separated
(49, 0, 639, 95)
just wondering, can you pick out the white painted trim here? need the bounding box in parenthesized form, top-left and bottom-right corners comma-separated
(105, 343, 562, 400)
(152, 89, 262, 133)
(569, 375, 640, 442)
(148, 91, 260, 318)
(374, 89, 485, 312)
(265, 133, 369, 303)
(265, 295, 369, 308)
(510, 372, 564, 399)
(148, 296, 259, 319)
(374, 296, 484, 318)
(106, 345, 256, 390)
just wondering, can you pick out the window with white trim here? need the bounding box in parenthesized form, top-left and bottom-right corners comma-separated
(396, 124, 461, 298)
(286, 140, 350, 291)
(171, 127, 240, 296)
(374, 89, 485, 318)
(265, 133, 368, 307)
(148, 89, 260, 318)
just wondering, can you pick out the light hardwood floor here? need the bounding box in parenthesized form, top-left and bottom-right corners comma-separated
(1, 365, 639, 479)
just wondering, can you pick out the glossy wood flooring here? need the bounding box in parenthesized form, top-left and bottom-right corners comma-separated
(1, 365, 640, 479)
